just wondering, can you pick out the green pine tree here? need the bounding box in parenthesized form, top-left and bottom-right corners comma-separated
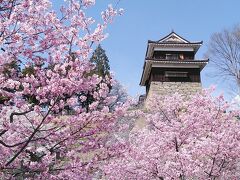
(90, 44, 110, 77)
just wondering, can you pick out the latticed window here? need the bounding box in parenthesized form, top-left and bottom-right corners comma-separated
(165, 71, 188, 77)
(166, 54, 178, 60)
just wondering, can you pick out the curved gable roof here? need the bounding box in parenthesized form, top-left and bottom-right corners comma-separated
(148, 31, 202, 44)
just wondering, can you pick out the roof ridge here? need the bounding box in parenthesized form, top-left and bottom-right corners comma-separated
(148, 31, 202, 44)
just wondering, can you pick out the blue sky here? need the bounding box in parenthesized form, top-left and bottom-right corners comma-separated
(52, 0, 240, 99)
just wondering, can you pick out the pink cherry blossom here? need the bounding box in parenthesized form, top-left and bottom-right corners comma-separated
(0, 0, 125, 179)
(103, 90, 240, 179)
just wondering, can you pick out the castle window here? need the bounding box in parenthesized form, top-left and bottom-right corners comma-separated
(165, 71, 188, 77)
(179, 54, 184, 60)
(166, 54, 178, 60)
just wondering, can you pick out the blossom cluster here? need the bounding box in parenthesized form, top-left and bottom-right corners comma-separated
(104, 91, 240, 179)
(0, 0, 125, 179)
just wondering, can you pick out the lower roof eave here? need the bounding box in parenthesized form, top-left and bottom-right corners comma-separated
(139, 59, 209, 86)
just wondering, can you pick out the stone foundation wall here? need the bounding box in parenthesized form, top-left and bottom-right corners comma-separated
(145, 81, 202, 106)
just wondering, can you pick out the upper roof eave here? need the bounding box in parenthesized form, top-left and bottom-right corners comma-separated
(147, 40, 203, 45)
(145, 58, 209, 63)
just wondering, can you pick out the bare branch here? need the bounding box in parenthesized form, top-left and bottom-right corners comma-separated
(207, 25, 240, 90)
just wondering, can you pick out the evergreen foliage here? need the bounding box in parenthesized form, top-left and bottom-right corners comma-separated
(90, 44, 110, 77)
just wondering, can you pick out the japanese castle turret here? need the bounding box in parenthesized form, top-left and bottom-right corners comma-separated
(140, 31, 209, 104)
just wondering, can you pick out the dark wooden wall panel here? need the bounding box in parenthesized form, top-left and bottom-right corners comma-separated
(152, 51, 195, 60)
(150, 67, 201, 82)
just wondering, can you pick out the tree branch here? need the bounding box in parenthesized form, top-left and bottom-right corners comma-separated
(5, 97, 59, 166)
(10, 108, 33, 123)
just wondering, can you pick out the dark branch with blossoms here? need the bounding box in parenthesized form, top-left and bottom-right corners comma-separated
(0, 0, 126, 179)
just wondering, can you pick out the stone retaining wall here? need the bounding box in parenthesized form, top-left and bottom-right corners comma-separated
(145, 81, 202, 105)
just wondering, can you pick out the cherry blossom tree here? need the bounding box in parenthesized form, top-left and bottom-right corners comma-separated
(0, 0, 126, 179)
(104, 90, 240, 179)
